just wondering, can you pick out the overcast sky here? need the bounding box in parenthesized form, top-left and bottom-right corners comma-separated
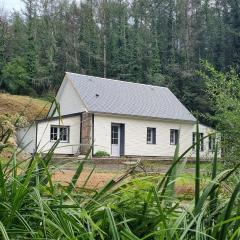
(1, 0, 84, 12)
(0, 0, 24, 11)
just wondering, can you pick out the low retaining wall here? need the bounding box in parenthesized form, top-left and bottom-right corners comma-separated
(91, 157, 211, 164)
(52, 154, 212, 165)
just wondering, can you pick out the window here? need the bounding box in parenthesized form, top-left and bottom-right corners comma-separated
(170, 129, 179, 145)
(50, 126, 58, 141)
(59, 127, 68, 141)
(50, 126, 69, 142)
(192, 132, 204, 151)
(111, 125, 119, 144)
(209, 135, 215, 152)
(147, 128, 156, 144)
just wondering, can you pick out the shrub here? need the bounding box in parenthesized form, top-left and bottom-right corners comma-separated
(0, 113, 28, 148)
(201, 62, 240, 165)
(0, 122, 240, 239)
(94, 150, 110, 157)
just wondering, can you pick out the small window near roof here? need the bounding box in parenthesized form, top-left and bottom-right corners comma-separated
(147, 128, 156, 144)
(192, 132, 204, 151)
(50, 126, 69, 143)
(170, 129, 179, 145)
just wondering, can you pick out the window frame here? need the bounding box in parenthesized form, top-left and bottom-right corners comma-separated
(111, 125, 119, 145)
(50, 126, 58, 141)
(50, 125, 70, 143)
(147, 127, 156, 144)
(192, 132, 204, 151)
(170, 129, 179, 145)
(209, 135, 215, 152)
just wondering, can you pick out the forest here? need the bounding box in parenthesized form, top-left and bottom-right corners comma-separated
(1, 1, 240, 239)
(0, 0, 239, 117)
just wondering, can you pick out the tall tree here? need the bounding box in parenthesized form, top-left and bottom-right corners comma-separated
(22, 0, 38, 93)
(0, 0, 240, 119)
(0, 10, 8, 87)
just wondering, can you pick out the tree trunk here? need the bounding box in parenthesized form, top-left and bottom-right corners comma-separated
(103, 0, 107, 77)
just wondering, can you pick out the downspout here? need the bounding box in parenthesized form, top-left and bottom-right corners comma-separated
(92, 114, 94, 157)
(35, 121, 38, 153)
(80, 113, 83, 154)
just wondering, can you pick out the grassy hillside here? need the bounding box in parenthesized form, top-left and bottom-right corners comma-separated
(0, 93, 50, 122)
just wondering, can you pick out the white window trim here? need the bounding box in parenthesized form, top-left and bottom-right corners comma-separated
(111, 125, 119, 145)
(170, 129, 179, 145)
(192, 132, 204, 151)
(147, 127, 156, 144)
(50, 125, 70, 143)
(209, 135, 216, 152)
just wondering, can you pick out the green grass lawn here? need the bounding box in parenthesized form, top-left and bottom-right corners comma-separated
(52, 157, 214, 201)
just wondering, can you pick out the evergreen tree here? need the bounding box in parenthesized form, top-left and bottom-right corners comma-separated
(0, 0, 239, 118)
(22, 0, 38, 94)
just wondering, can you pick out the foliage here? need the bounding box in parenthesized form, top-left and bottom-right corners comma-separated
(201, 62, 240, 163)
(95, 150, 110, 157)
(0, 0, 239, 116)
(0, 120, 240, 239)
(1, 57, 29, 94)
(0, 113, 28, 144)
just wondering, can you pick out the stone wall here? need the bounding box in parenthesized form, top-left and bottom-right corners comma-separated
(81, 112, 93, 154)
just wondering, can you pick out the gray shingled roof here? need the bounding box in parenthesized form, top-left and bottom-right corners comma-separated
(67, 72, 196, 122)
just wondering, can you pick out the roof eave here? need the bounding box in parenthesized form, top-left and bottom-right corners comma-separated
(88, 111, 196, 123)
(36, 111, 85, 123)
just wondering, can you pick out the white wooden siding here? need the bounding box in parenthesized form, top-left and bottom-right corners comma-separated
(17, 112, 218, 157)
(93, 114, 216, 157)
(17, 125, 37, 153)
(17, 115, 81, 154)
(37, 115, 81, 154)
(48, 76, 87, 116)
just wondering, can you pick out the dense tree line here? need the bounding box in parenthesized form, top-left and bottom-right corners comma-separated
(0, 0, 239, 116)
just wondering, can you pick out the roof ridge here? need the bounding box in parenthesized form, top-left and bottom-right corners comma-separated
(66, 72, 168, 89)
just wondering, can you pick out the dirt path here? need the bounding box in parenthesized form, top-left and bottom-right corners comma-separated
(52, 167, 195, 197)
(52, 169, 120, 189)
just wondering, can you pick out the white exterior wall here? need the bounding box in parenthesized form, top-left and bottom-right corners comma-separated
(48, 76, 86, 116)
(17, 125, 37, 153)
(17, 115, 81, 154)
(197, 124, 221, 158)
(93, 114, 216, 158)
(36, 115, 81, 154)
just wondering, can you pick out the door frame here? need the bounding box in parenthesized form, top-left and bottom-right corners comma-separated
(111, 123, 125, 156)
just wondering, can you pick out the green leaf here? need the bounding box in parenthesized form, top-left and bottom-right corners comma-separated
(218, 181, 240, 240)
(195, 120, 200, 209)
(67, 146, 92, 193)
(0, 221, 10, 240)
(106, 207, 120, 240)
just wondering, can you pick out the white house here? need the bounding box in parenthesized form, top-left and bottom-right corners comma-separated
(17, 73, 217, 158)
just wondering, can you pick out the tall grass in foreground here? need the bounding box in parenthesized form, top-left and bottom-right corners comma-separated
(0, 125, 240, 239)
